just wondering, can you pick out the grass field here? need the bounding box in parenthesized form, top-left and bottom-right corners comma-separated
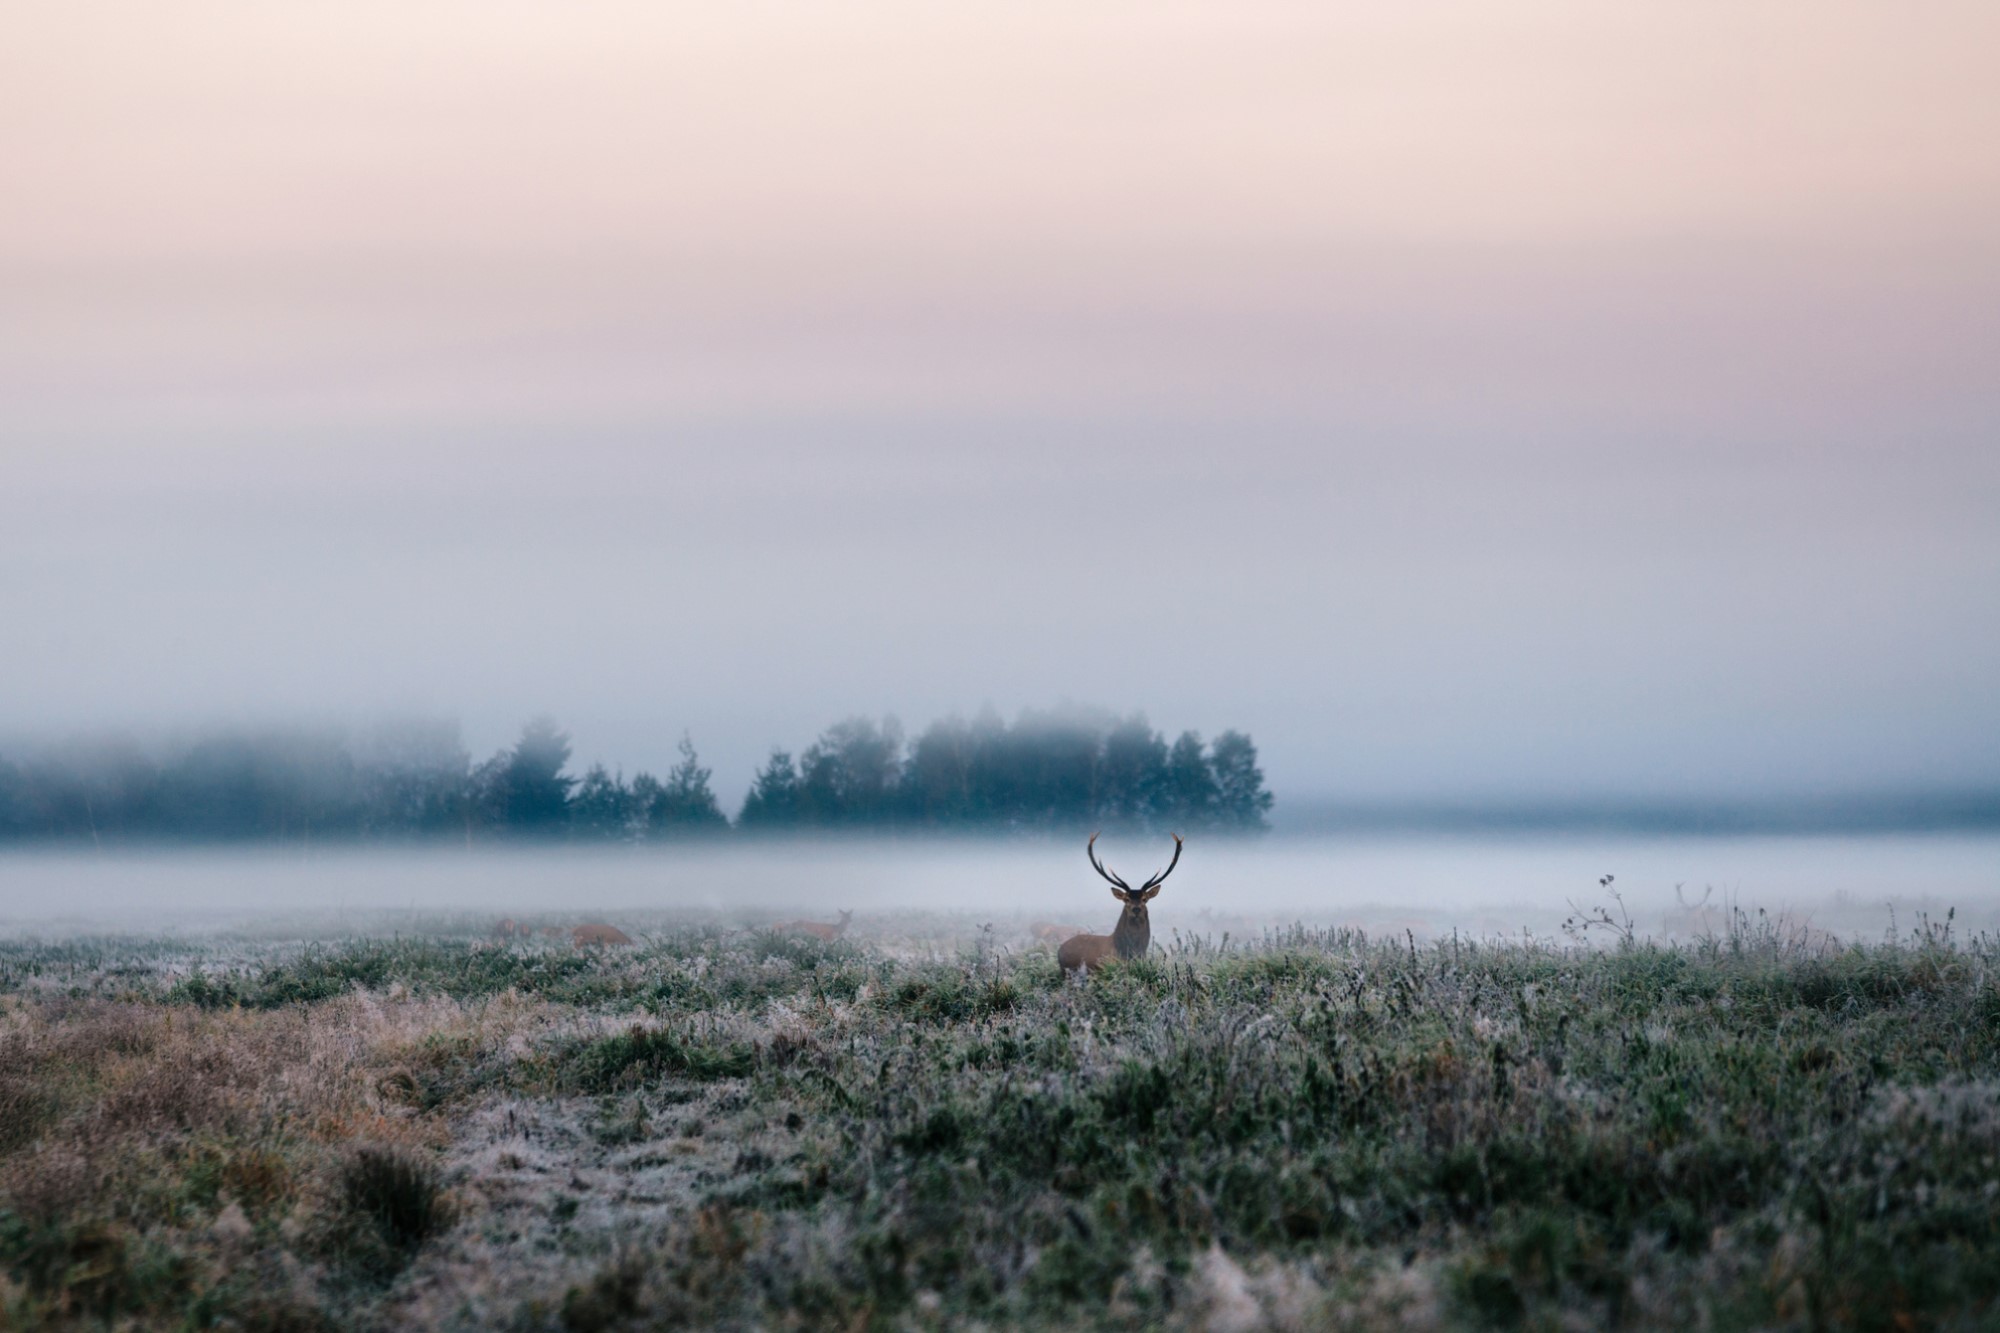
(1, 907, 1997, 1330)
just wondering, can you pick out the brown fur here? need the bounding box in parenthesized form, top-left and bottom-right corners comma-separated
(570, 924, 635, 948)
(1056, 901, 1153, 974)
(1029, 922, 1088, 946)
(774, 910, 852, 941)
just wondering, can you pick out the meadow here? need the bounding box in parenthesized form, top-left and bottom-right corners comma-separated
(1, 906, 1997, 1330)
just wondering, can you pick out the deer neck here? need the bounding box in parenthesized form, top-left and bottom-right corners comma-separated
(1112, 902, 1151, 959)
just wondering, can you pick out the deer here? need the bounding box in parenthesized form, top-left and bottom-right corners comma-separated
(571, 923, 635, 947)
(493, 917, 521, 940)
(1057, 832, 1182, 975)
(774, 910, 852, 941)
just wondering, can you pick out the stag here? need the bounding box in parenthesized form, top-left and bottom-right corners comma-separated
(775, 910, 852, 941)
(1057, 833, 1182, 975)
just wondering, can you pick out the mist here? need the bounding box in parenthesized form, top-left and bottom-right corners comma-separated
(6, 426, 1998, 811)
(2, 836, 1993, 943)
(6, 1, 1999, 810)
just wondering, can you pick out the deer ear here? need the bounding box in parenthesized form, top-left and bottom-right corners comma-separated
(1140, 885, 1161, 902)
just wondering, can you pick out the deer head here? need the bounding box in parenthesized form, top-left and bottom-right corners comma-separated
(1090, 830, 1180, 930)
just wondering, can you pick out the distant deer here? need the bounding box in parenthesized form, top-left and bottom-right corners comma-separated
(571, 923, 635, 947)
(1661, 883, 1724, 939)
(1030, 921, 1088, 947)
(1058, 833, 1182, 975)
(775, 910, 852, 941)
(493, 918, 522, 940)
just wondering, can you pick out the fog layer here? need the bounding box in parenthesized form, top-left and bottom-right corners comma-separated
(3, 837, 1994, 941)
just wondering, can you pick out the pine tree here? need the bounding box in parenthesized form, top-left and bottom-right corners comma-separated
(737, 749, 800, 828)
(627, 771, 665, 840)
(656, 735, 727, 833)
(501, 717, 575, 835)
(569, 764, 630, 841)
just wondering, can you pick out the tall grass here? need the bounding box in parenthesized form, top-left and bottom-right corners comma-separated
(0, 912, 1994, 1328)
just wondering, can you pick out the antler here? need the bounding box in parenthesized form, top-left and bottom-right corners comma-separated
(1086, 832, 1133, 893)
(1139, 833, 1183, 897)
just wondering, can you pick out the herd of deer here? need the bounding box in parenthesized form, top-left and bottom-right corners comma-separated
(490, 835, 1184, 975)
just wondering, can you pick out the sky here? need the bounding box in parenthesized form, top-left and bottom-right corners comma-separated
(3, 1, 1998, 806)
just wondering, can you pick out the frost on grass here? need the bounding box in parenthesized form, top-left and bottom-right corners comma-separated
(0, 912, 1998, 1329)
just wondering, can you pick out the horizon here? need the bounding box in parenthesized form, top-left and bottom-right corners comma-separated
(2, 711, 1994, 838)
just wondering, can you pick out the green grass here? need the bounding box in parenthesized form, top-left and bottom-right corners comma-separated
(0, 913, 1996, 1328)
(550, 1023, 758, 1092)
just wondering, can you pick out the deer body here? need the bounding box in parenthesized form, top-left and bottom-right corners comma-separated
(1058, 833, 1182, 976)
(1056, 904, 1151, 973)
(571, 923, 635, 947)
(776, 910, 852, 941)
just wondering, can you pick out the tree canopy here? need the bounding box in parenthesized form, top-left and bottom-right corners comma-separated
(740, 707, 1271, 833)
(0, 707, 1272, 842)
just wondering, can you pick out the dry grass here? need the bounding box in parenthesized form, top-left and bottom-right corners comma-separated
(0, 983, 564, 1327)
(0, 911, 1996, 1328)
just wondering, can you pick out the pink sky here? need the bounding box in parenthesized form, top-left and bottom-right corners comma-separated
(6, 1, 1997, 426)
(3, 2, 1997, 801)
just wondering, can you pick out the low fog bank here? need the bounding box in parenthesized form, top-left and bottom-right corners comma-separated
(1272, 792, 2000, 836)
(1, 834, 1994, 943)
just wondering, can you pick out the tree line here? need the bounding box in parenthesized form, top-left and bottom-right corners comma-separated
(739, 708, 1270, 832)
(0, 707, 1271, 843)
